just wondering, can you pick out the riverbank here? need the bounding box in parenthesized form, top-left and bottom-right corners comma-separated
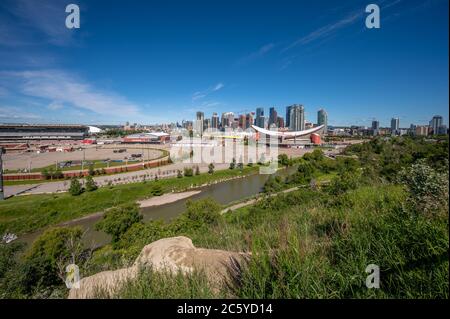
(138, 190, 202, 208)
(0, 165, 261, 236)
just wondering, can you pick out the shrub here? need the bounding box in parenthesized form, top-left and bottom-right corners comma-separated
(88, 164, 95, 176)
(263, 176, 284, 193)
(229, 158, 236, 170)
(183, 167, 193, 177)
(278, 154, 290, 167)
(208, 163, 215, 174)
(85, 175, 98, 192)
(69, 178, 83, 196)
(328, 171, 360, 196)
(95, 204, 143, 243)
(42, 168, 50, 180)
(19, 227, 85, 294)
(398, 160, 449, 216)
(171, 198, 221, 232)
(151, 184, 163, 196)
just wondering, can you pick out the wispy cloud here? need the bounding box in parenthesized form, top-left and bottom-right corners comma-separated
(0, 70, 140, 116)
(0, 0, 80, 47)
(192, 82, 225, 101)
(47, 100, 64, 110)
(282, 11, 362, 53)
(236, 43, 276, 66)
(0, 87, 7, 97)
(0, 105, 42, 120)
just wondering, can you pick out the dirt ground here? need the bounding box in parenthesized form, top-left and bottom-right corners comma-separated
(2, 144, 165, 171)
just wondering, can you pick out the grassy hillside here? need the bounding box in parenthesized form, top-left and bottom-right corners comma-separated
(1, 136, 448, 299)
(0, 165, 259, 235)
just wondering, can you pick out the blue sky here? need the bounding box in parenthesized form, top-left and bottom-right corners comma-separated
(0, 0, 448, 127)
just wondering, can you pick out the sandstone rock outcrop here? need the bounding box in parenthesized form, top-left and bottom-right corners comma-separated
(68, 236, 248, 299)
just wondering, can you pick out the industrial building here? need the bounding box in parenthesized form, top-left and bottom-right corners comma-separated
(0, 124, 89, 141)
(123, 132, 170, 144)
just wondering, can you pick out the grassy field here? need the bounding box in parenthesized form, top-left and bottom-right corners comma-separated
(103, 182, 448, 299)
(1, 137, 447, 299)
(0, 166, 260, 235)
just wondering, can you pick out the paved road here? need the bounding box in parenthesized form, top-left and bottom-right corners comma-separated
(4, 162, 230, 197)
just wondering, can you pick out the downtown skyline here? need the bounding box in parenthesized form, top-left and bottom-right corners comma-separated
(0, 0, 448, 128)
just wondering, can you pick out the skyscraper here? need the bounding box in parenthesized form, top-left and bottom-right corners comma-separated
(372, 120, 380, 136)
(277, 116, 284, 128)
(286, 105, 293, 128)
(195, 111, 204, 134)
(221, 112, 234, 129)
(430, 115, 443, 135)
(211, 112, 219, 129)
(269, 107, 278, 126)
(204, 118, 211, 130)
(290, 105, 305, 131)
(255, 107, 265, 128)
(246, 113, 254, 129)
(391, 118, 400, 135)
(317, 108, 328, 133)
(238, 114, 246, 129)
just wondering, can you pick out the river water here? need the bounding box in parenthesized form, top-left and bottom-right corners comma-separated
(19, 167, 296, 248)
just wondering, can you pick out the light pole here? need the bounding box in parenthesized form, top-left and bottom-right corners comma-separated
(81, 148, 85, 173)
(0, 147, 4, 200)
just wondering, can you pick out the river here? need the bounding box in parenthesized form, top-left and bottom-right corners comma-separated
(19, 166, 297, 249)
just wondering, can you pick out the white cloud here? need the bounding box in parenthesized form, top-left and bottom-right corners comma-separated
(282, 11, 362, 52)
(47, 100, 64, 110)
(1, 0, 77, 47)
(192, 82, 225, 101)
(0, 105, 42, 120)
(236, 43, 275, 66)
(0, 70, 140, 116)
(213, 83, 224, 91)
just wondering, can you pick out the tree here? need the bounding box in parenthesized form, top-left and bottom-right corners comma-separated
(171, 198, 222, 232)
(151, 184, 163, 196)
(278, 154, 289, 167)
(69, 178, 83, 196)
(263, 176, 284, 193)
(53, 169, 64, 180)
(88, 164, 95, 176)
(42, 168, 50, 180)
(184, 167, 193, 177)
(95, 203, 143, 243)
(208, 163, 215, 174)
(229, 157, 236, 170)
(85, 175, 98, 192)
(21, 227, 86, 293)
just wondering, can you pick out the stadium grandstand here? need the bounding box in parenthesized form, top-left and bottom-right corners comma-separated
(0, 124, 89, 141)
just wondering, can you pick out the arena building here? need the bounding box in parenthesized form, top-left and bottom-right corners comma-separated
(0, 124, 89, 141)
(123, 132, 170, 144)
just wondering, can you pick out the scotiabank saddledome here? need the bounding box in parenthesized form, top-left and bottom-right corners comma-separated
(0, 124, 89, 141)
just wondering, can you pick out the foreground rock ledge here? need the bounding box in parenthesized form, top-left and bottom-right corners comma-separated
(68, 236, 249, 299)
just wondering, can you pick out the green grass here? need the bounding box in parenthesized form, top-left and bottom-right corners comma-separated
(99, 268, 228, 299)
(0, 166, 260, 235)
(87, 181, 448, 299)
